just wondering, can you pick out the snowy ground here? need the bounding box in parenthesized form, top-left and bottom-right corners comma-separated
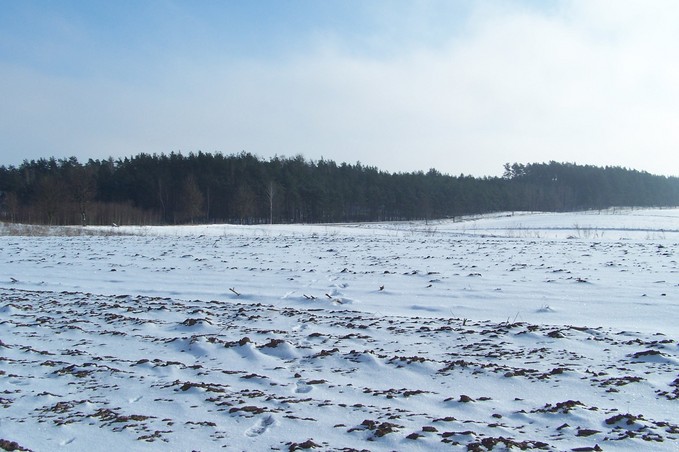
(1, 208, 678, 451)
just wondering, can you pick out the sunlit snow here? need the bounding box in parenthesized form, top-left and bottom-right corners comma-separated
(1, 208, 678, 451)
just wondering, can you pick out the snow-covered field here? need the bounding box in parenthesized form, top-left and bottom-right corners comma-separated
(1, 208, 678, 451)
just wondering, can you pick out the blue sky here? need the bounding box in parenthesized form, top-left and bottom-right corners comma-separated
(2, 0, 678, 177)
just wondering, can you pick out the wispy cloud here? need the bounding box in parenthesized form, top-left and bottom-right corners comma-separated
(2, 1, 678, 176)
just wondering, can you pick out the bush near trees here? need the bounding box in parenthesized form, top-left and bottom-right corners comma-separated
(0, 152, 677, 226)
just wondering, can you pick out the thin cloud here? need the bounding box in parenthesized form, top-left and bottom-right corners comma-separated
(1, 1, 678, 176)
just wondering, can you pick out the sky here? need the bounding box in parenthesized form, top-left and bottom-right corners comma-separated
(1, 0, 678, 177)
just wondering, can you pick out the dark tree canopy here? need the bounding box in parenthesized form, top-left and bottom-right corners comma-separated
(0, 153, 677, 226)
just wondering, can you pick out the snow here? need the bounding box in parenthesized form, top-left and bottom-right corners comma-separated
(1, 208, 678, 451)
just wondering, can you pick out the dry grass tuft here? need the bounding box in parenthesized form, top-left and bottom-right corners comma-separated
(0, 222, 136, 237)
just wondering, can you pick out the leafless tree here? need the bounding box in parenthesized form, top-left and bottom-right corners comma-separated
(266, 181, 275, 225)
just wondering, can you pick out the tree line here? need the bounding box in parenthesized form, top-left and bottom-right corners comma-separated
(0, 152, 678, 226)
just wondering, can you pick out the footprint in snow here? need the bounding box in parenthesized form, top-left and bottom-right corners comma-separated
(294, 381, 313, 394)
(245, 414, 276, 437)
(292, 323, 309, 332)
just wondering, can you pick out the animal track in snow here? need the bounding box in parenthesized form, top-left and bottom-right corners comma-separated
(245, 414, 276, 437)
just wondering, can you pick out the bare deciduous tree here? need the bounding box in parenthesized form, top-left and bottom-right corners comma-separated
(266, 181, 275, 225)
(177, 175, 204, 224)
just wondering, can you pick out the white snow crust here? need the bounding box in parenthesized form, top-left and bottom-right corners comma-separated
(1, 208, 678, 451)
